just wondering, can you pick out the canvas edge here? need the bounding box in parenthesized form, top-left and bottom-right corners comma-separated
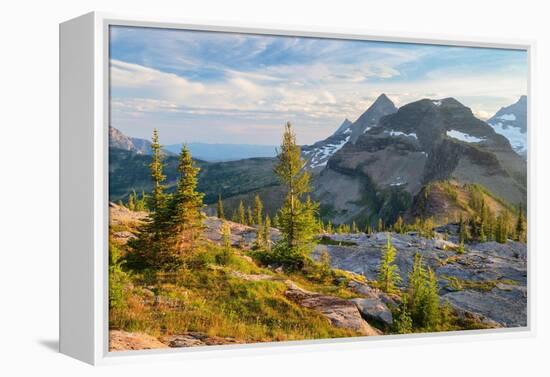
(59, 11, 97, 365)
(59, 11, 536, 366)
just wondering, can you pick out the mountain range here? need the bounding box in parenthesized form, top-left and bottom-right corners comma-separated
(109, 94, 527, 227)
(314, 96, 526, 225)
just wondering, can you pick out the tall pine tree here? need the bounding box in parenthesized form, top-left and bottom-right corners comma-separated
(273, 122, 319, 268)
(164, 145, 204, 261)
(148, 129, 167, 213)
(127, 129, 169, 269)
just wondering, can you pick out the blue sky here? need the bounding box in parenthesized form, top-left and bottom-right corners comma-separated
(110, 26, 528, 145)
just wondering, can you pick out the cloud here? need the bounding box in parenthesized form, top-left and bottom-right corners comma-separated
(109, 27, 528, 144)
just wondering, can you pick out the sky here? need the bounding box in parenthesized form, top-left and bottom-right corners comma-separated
(109, 26, 528, 145)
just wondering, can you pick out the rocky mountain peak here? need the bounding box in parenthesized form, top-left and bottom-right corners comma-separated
(333, 118, 354, 135)
(349, 94, 398, 143)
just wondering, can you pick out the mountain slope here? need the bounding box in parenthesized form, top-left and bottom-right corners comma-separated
(109, 148, 278, 204)
(109, 126, 152, 154)
(313, 98, 526, 225)
(301, 94, 397, 171)
(301, 118, 354, 171)
(487, 95, 527, 157)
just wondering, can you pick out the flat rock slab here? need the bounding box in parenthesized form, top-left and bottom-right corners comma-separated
(109, 330, 167, 351)
(161, 332, 243, 348)
(284, 281, 379, 336)
(442, 285, 527, 327)
(312, 232, 527, 327)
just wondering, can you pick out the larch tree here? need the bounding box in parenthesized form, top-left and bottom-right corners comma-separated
(238, 200, 246, 225)
(377, 218, 384, 232)
(407, 253, 427, 326)
(515, 203, 526, 242)
(217, 194, 225, 219)
(394, 216, 404, 234)
(424, 268, 441, 330)
(273, 122, 319, 268)
(246, 206, 254, 226)
(253, 195, 265, 249)
(264, 214, 271, 251)
(378, 233, 401, 293)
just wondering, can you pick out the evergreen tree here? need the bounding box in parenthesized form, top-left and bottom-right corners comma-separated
(147, 129, 167, 213)
(247, 206, 254, 226)
(264, 214, 272, 251)
(216, 194, 225, 219)
(127, 130, 170, 269)
(127, 191, 136, 211)
(238, 201, 246, 224)
(515, 203, 526, 242)
(378, 233, 401, 293)
(458, 214, 469, 244)
(407, 253, 427, 326)
(273, 123, 319, 268)
(319, 250, 331, 280)
(135, 190, 147, 212)
(495, 210, 512, 244)
(393, 216, 404, 234)
(221, 220, 232, 251)
(424, 268, 441, 330)
(272, 213, 279, 228)
(377, 218, 384, 232)
(326, 221, 333, 234)
(393, 296, 413, 334)
(253, 195, 264, 227)
(365, 224, 371, 235)
(406, 253, 441, 330)
(164, 145, 204, 261)
(231, 210, 238, 223)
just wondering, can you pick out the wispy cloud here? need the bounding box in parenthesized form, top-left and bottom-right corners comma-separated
(109, 26, 528, 145)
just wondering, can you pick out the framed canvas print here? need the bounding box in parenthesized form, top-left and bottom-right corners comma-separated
(60, 12, 533, 365)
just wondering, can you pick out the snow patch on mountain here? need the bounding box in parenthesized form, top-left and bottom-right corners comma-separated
(487, 96, 527, 157)
(388, 130, 418, 139)
(308, 136, 350, 169)
(489, 122, 526, 156)
(446, 130, 485, 143)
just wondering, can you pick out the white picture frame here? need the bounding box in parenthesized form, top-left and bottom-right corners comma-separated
(59, 11, 535, 365)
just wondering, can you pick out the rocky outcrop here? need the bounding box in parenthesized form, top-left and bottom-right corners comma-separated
(312, 232, 527, 328)
(109, 202, 281, 249)
(161, 332, 244, 348)
(347, 280, 395, 327)
(109, 330, 167, 351)
(284, 281, 380, 336)
(203, 216, 281, 249)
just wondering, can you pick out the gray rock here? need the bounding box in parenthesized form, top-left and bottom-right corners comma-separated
(311, 231, 527, 327)
(351, 298, 393, 326)
(284, 281, 380, 336)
